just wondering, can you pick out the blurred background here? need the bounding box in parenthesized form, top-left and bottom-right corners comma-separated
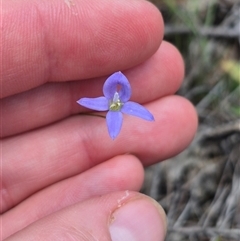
(142, 0, 240, 240)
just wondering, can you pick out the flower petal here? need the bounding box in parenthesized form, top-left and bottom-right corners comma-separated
(121, 101, 154, 121)
(77, 97, 108, 111)
(103, 71, 131, 102)
(106, 111, 123, 139)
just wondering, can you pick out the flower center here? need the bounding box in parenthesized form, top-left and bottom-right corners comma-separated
(109, 92, 123, 111)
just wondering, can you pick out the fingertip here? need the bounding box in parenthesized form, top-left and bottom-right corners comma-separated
(177, 96, 198, 137)
(109, 193, 167, 241)
(108, 155, 145, 191)
(143, 195, 167, 236)
(159, 41, 185, 93)
(156, 95, 198, 157)
(86, 154, 145, 192)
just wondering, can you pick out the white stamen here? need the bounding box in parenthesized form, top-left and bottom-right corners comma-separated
(113, 92, 120, 103)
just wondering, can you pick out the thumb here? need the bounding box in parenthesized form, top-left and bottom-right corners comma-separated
(5, 191, 167, 241)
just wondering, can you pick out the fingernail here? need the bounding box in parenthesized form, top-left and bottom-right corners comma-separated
(109, 197, 166, 241)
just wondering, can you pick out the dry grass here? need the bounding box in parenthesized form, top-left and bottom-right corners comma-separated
(142, 1, 240, 240)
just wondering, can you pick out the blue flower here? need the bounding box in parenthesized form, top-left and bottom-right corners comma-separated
(77, 71, 154, 139)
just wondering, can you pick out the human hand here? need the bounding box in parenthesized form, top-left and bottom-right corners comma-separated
(1, 0, 197, 240)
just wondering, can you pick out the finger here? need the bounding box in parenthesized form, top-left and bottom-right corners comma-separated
(2, 41, 184, 137)
(3, 155, 144, 238)
(2, 0, 163, 98)
(2, 96, 198, 212)
(5, 192, 166, 241)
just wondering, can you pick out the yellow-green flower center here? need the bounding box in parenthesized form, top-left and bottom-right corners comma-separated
(109, 92, 123, 111)
(109, 100, 123, 111)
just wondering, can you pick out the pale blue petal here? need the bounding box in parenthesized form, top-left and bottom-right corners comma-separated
(121, 101, 154, 121)
(77, 97, 109, 111)
(106, 111, 123, 139)
(103, 71, 131, 102)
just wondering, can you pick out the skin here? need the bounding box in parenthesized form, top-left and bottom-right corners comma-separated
(1, 0, 198, 240)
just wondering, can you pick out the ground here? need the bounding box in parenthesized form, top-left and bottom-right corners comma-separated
(142, 1, 240, 240)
